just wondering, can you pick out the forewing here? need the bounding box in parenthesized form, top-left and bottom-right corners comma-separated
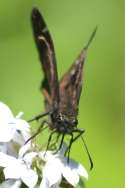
(31, 8, 59, 109)
(59, 48, 87, 117)
(59, 27, 97, 117)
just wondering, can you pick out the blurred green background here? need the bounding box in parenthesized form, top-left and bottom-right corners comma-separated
(0, 0, 125, 187)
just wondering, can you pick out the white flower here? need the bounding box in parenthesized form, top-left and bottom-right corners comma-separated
(0, 179, 21, 188)
(0, 102, 31, 155)
(0, 145, 38, 188)
(39, 143, 88, 188)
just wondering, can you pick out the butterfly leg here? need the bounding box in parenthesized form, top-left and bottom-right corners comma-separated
(28, 111, 50, 122)
(66, 133, 74, 162)
(25, 120, 49, 144)
(65, 129, 85, 162)
(45, 130, 57, 154)
(72, 128, 93, 170)
(54, 133, 65, 154)
(67, 129, 85, 160)
(72, 128, 85, 142)
(49, 133, 61, 150)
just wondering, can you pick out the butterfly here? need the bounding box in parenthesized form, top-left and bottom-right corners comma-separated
(28, 7, 97, 170)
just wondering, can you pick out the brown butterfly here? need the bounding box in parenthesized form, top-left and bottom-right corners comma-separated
(28, 8, 97, 170)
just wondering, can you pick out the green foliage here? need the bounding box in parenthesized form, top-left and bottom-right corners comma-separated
(0, 0, 124, 187)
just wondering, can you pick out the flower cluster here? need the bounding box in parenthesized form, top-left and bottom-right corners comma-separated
(0, 102, 88, 188)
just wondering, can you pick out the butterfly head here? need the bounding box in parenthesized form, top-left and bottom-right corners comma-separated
(53, 112, 78, 133)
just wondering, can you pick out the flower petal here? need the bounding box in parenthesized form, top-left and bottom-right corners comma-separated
(0, 143, 8, 153)
(61, 158, 88, 185)
(0, 123, 15, 142)
(57, 143, 67, 157)
(21, 168, 38, 188)
(40, 176, 49, 188)
(0, 179, 21, 188)
(23, 152, 37, 166)
(39, 150, 54, 162)
(62, 161, 79, 186)
(0, 142, 20, 157)
(0, 102, 14, 123)
(40, 177, 59, 188)
(0, 152, 17, 167)
(4, 162, 22, 179)
(76, 163, 88, 179)
(13, 119, 30, 145)
(5, 141, 20, 157)
(18, 143, 31, 158)
(41, 162, 62, 188)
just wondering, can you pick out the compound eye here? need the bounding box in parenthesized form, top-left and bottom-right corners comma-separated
(57, 114, 63, 122)
(72, 119, 78, 126)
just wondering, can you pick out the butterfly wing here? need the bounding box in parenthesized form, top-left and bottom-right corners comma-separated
(59, 28, 97, 118)
(59, 48, 87, 118)
(31, 8, 59, 109)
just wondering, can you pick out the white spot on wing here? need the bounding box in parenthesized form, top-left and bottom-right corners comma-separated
(42, 27, 48, 33)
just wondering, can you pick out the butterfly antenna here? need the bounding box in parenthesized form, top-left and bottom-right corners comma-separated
(81, 136, 93, 170)
(84, 26, 97, 50)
